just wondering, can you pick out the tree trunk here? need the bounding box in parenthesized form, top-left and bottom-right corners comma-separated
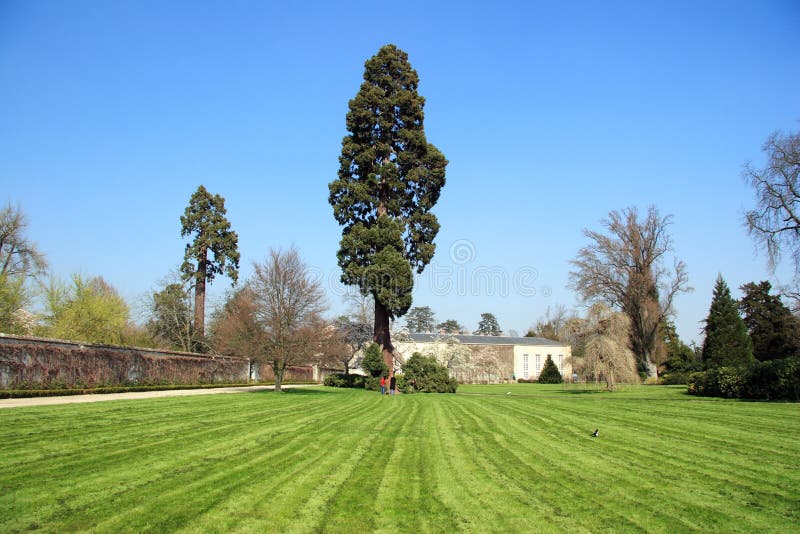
(274, 361, 284, 392)
(373, 297, 394, 374)
(194, 250, 207, 343)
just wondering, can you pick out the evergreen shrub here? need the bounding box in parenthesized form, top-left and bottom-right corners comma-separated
(537, 356, 563, 384)
(403, 353, 457, 393)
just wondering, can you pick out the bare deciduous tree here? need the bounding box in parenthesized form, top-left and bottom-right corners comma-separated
(569, 206, 691, 377)
(527, 304, 572, 341)
(0, 204, 47, 280)
(744, 129, 800, 276)
(250, 248, 327, 391)
(1, 204, 47, 333)
(331, 317, 373, 374)
(210, 248, 327, 390)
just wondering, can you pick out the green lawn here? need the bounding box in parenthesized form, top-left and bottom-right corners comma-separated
(1, 385, 798, 533)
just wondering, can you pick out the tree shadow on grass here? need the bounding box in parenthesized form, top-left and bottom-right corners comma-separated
(248, 387, 337, 396)
(554, 388, 613, 395)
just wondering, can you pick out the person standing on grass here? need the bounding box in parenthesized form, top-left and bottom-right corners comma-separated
(389, 375, 396, 395)
(380, 376, 386, 395)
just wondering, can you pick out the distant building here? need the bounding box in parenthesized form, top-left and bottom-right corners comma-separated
(395, 333, 572, 383)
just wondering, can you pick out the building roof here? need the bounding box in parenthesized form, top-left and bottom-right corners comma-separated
(403, 333, 567, 347)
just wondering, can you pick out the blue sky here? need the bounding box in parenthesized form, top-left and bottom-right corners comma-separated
(1, 0, 799, 344)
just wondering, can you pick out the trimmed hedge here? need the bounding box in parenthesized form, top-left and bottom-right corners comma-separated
(687, 357, 800, 401)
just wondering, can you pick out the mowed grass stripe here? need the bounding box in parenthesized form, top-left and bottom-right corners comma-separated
(462, 386, 799, 531)
(448, 394, 669, 532)
(94, 393, 371, 532)
(2, 389, 369, 532)
(468, 395, 733, 532)
(100, 390, 380, 532)
(2, 385, 799, 533)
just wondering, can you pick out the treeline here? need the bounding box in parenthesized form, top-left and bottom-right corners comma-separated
(685, 275, 800, 400)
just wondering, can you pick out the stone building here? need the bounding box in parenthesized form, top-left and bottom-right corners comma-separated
(394, 333, 572, 383)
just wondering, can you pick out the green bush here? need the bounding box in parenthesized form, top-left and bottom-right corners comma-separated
(688, 357, 800, 401)
(402, 353, 457, 393)
(743, 357, 800, 401)
(364, 376, 382, 391)
(361, 343, 389, 378)
(661, 372, 689, 385)
(323, 373, 366, 389)
(687, 367, 746, 398)
(394, 374, 413, 393)
(537, 356, 563, 384)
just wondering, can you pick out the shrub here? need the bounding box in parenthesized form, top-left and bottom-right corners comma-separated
(323, 374, 345, 387)
(661, 372, 689, 385)
(402, 353, 457, 393)
(361, 343, 389, 378)
(688, 357, 800, 401)
(537, 356, 563, 384)
(394, 374, 412, 393)
(364, 376, 381, 391)
(323, 373, 366, 389)
(687, 367, 746, 398)
(743, 357, 800, 401)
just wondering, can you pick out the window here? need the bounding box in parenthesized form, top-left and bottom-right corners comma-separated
(535, 354, 541, 372)
(558, 354, 563, 371)
(523, 354, 529, 379)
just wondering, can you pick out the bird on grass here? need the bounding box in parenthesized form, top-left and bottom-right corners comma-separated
(591, 429, 599, 438)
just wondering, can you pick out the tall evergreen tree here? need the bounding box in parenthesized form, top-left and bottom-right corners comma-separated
(437, 319, 464, 334)
(739, 281, 800, 361)
(661, 319, 699, 374)
(181, 185, 240, 346)
(406, 306, 436, 332)
(702, 275, 754, 369)
(474, 312, 502, 336)
(329, 44, 447, 369)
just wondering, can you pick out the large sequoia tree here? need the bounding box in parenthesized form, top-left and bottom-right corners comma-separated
(181, 185, 240, 346)
(329, 44, 447, 370)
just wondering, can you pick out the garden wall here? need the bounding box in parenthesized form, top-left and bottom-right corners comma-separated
(0, 334, 249, 389)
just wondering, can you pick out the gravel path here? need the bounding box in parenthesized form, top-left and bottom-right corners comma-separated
(0, 384, 316, 409)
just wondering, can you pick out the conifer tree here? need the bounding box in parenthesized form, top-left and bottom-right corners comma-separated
(181, 185, 240, 345)
(406, 306, 436, 332)
(537, 355, 563, 384)
(474, 312, 502, 336)
(739, 281, 800, 361)
(329, 45, 447, 369)
(702, 275, 754, 369)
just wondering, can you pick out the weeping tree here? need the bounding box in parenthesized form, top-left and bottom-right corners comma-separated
(568, 303, 639, 390)
(329, 44, 447, 370)
(180, 185, 240, 346)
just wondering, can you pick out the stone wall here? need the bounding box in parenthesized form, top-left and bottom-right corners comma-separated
(0, 334, 249, 389)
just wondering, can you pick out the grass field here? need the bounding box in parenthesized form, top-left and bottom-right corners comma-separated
(1, 384, 798, 533)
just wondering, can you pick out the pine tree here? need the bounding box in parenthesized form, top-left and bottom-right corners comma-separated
(437, 319, 463, 334)
(329, 45, 447, 369)
(180, 185, 240, 346)
(739, 281, 800, 361)
(474, 312, 502, 336)
(702, 275, 754, 369)
(406, 306, 436, 332)
(537, 355, 563, 383)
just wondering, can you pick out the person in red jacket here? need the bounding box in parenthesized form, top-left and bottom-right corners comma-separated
(380, 376, 386, 395)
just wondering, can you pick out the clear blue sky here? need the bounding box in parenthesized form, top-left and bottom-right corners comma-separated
(2, 0, 799, 344)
